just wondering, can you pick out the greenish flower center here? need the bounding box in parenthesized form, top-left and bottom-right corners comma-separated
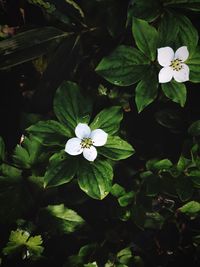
(170, 59, 182, 71)
(80, 138, 93, 149)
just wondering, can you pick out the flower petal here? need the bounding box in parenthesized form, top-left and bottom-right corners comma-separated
(175, 46, 189, 62)
(173, 63, 189, 83)
(90, 129, 108, 147)
(157, 47, 174, 67)
(65, 137, 83, 155)
(158, 67, 173, 83)
(83, 146, 97, 161)
(75, 123, 91, 139)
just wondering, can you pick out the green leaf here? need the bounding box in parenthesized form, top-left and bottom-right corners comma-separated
(95, 45, 150, 86)
(161, 80, 187, 107)
(78, 160, 113, 200)
(188, 120, 200, 136)
(158, 11, 179, 47)
(176, 15, 198, 54)
(42, 204, 85, 234)
(0, 136, 5, 161)
(44, 151, 78, 187)
(27, 120, 71, 145)
(98, 136, 135, 160)
(117, 247, 133, 265)
(90, 106, 123, 135)
(128, 0, 162, 22)
(0, 27, 68, 70)
(118, 191, 135, 207)
(144, 212, 164, 230)
(65, 0, 84, 18)
(176, 176, 193, 202)
(54, 81, 92, 134)
(111, 183, 126, 198)
(12, 136, 48, 168)
(187, 46, 200, 83)
(179, 201, 200, 215)
(3, 230, 43, 258)
(135, 67, 158, 112)
(132, 17, 158, 60)
(84, 263, 98, 267)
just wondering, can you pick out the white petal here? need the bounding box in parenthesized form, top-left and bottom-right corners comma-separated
(65, 137, 83, 155)
(90, 129, 108, 147)
(175, 46, 189, 62)
(75, 123, 91, 139)
(83, 146, 97, 161)
(173, 63, 189, 83)
(158, 67, 173, 83)
(157, 47, 174, 67)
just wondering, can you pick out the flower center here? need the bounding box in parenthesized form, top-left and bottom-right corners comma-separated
(80, 138, 93, 149)
(170, 58, 183, 71)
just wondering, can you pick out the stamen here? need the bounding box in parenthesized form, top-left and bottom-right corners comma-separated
(170, 58, 183, 71)
(80, 138, 93, 149)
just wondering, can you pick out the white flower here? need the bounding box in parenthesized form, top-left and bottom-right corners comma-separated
(157, 46, 189, 83)
(65, 123, 108, 162)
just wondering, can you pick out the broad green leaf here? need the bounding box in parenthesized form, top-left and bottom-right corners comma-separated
(0, 136, 5, 161)
(44, 151, 78, 187)
(188, 170, 200, 187)
(175, 15, 198, 54)
(78, 160, 113, 200)
(90, 106, 123, 135)
(158, 11, 179, 47)
(128, 0, 162, 22)
(27, 120, 71, 145)
(42, 204, 85, 234)
(176, 176, 193, 201)
(135, 67, 158, 112)
(179, 200, 200, 215)
(84, 263, 98, 267)
(161, 80, 187, 107)
(98, 136, 135, 160)
(132, 18, 158, 60)
(188, 120, 200, 136)
(0, 27, 68, 70)
(95, 45, 150, 86)
(3, 230, 43, 258)
(54, 81, 92, 134)
(187, 46, 200, 83)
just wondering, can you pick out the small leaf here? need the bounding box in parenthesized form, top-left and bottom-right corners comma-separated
(176, 176, 193, 202)
(118, 191, 135, 207)
(90, 106, 123, 135)
(98, 136, 135, 160)
(78, 160, 113, 200)
(27, 120, 71, 146)
(179, 200, 200, 215)
(188, 120, 200, 136)
(42, 204, 85, 234)
(95, 45, 150, 86)
(111, 183, 126, 198)
(44, 151, 78, 187)
(135, 67, 158, 112)
(132, 17, 158, 60)
(161, 80, 187, 107)
(54, 81, 92, 134)
(3, 230, 43, 258)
